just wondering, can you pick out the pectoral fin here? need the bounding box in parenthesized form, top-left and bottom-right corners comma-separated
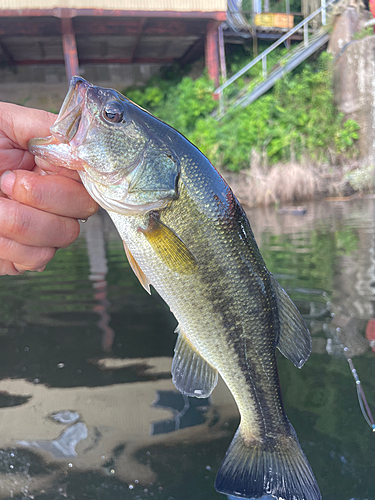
(172, 327, 218, 398)
(271, 274, 311, 368)
(139, 214, 196, 274)
(123, 241, 151, 294)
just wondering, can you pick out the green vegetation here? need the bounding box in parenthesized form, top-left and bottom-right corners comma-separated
(242, 0, 302, 15)
(352, 25, 374, 40)
(125, 50, 359, 173)
(346, 162, 375, 192)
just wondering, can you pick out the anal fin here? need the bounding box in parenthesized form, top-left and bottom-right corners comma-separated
(270, 274, 312, 368)
(172, 327, 218, 398)
(139, 213, 196, 274)
(123, 241, 151, 294)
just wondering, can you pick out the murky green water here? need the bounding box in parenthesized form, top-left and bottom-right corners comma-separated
(0, 199, 374, 500)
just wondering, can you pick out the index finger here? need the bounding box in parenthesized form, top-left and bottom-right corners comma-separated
(1, 169, 98, 219)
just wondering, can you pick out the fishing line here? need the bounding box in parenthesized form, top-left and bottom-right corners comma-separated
(344, 347, 375, 432)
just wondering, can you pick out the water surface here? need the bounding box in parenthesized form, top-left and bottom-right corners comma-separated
(0, 199, 374, 500)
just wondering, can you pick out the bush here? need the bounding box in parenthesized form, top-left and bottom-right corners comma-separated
(125, 52, 359, 172)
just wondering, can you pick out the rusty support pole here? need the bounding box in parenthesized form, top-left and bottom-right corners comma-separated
(205, 20, 220, 94)
(61, 17, 79, 82)
(218, 23, 226, 115)
(218, 24, 227, 83)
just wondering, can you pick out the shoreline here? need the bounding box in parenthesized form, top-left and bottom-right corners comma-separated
(3, 90, 371, 207)
(223, 160, 374, 209)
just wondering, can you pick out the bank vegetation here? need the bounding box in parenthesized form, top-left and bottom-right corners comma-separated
(126, 49, 366, 207)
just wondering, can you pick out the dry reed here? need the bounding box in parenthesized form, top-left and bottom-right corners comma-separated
(235, 162, 320, 207)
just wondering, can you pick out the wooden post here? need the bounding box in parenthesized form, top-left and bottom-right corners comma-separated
(218, 23, 226, 115)
(205, 20, 220, 91)
(61, 17, 79, 82)
(251, 1, 258, 57)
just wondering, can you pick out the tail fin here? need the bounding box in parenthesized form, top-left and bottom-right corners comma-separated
(215, 425, 321, 500)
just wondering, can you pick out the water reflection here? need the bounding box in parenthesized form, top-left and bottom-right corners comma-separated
(84, 211, 115, 353)
(0, 200, 374, 499)
(151, 391, 212, 435)
(18, 421, 88, 458)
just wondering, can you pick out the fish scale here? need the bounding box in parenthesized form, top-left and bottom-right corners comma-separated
(29, 76, 322, 500)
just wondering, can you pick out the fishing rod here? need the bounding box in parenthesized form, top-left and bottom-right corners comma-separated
(343, 347, 375, 432)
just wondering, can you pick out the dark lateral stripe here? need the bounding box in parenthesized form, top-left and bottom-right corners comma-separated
(195, 200, 286, 438)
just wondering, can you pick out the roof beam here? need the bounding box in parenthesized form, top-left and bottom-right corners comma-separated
(179, 37, 204, 66)
(130, 17, 146, 63)
(0, 9, 226, 21)
(14, 57, 175, 65)
(0, 17, 207, 37)
(0, 18, 61, 36)
(73, 18, 205, 37)
(72, 17, 143, 36)
(0, 37, 16, 67)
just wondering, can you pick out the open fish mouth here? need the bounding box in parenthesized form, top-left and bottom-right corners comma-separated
(28, 77, 94, 170)
(50, 76, 92, 145)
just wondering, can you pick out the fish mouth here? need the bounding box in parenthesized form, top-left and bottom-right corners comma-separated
(49, 77, 119, 150)
(50, 76, 92, 146)
(28, 77, 96, 171)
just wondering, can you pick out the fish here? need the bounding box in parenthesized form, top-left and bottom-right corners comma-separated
(29, 77, 321, 500)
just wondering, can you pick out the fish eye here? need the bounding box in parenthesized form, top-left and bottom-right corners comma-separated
(102, 101, 125, 124)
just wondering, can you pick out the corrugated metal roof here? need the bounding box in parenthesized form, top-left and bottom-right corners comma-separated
(0, 0, 227, 12)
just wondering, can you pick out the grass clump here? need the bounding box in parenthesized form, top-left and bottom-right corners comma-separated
(352, 26, 374, 40)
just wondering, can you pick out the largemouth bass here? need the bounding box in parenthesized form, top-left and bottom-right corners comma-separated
(29, 77, 321, 500)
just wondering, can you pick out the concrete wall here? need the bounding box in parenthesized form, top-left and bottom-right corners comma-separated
(333, 36, 375, 164)
(329, 8, 375, 165)
(0, 62, 162, 110)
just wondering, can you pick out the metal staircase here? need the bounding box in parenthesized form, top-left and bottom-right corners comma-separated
(215, 0, 337, 115)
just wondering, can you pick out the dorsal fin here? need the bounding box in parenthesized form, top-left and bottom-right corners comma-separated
(172, 326, 218, 398)
(270, 274, 311, 368)
(138, 214, 197, 274)
(123, 241, 151, 294)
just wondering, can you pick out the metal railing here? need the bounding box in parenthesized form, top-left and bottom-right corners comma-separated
(233, 30, 330, 109)
(214, 0, 336, 100)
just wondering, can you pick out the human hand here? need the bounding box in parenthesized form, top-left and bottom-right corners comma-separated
(0, 102, 98, 275)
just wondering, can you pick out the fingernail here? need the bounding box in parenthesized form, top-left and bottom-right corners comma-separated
(36, 266, 46, 273)
(0, 171, 16, 197)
